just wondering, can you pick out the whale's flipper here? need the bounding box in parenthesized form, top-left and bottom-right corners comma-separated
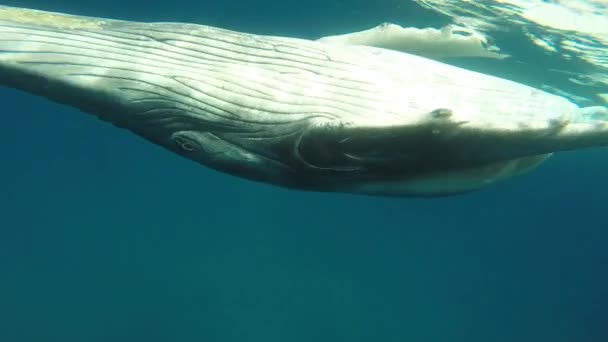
(1, 5, 608, 197)
(317, 23, 508, 60)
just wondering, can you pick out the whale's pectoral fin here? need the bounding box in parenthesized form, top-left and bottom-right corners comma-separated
(296, 107, 608, 179)
(317, 23, 508, 60)
(293, 107, 608, 196)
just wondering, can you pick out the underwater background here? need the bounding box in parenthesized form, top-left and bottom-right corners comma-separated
(0, 0, 606, 341)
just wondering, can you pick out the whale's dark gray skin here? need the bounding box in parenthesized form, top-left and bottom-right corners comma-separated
(1, 6, 607, 197)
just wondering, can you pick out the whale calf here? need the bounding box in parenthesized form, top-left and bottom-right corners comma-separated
(0, 6, 607, 197)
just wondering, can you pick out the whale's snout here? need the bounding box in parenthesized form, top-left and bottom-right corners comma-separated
(0, 7, 233, 150)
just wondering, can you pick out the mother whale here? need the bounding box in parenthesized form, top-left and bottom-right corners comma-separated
(0, 6, 606, 197)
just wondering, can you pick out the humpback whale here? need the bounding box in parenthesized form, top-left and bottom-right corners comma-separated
(0, 6, 607, 197)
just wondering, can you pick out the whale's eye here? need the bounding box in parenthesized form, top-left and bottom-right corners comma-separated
(173, 135, 198, 152)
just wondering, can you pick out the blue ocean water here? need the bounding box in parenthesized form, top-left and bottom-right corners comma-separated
(0, 1, 606, 341)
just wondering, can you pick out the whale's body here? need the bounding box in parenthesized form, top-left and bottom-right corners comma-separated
(0, 6, 607, 197)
